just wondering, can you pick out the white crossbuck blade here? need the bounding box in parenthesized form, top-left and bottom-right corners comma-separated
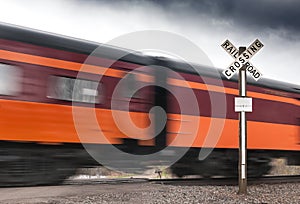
(221, 39, 263, 81)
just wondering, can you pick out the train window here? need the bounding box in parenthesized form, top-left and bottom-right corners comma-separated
(48, 76, 101, 103)
(0, 63, 22, 96)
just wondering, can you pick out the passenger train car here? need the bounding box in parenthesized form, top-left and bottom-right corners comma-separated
(0, 23, 299, 186)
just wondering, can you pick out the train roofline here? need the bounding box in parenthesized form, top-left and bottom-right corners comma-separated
(0, 22, 154, 65)
(0, 22, 299, 95)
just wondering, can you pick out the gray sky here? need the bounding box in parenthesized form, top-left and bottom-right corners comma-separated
(0, 0, 299, 85)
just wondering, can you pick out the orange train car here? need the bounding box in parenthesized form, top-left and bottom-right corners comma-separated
(0, 23, 299, 186)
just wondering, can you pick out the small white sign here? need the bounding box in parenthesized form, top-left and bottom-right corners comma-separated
(235, 97, 253, 112)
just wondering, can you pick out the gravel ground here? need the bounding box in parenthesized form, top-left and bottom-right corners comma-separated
(2, 159, 300, 204)
(2, 182, 300, 204)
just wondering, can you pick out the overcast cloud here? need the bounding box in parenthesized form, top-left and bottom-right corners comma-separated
(151, 0, 300, 37)
(0, 0, 299, 85)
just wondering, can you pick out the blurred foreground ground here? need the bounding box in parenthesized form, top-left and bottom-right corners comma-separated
(1, 181, 300, 203)
(1, 158, 299, 204)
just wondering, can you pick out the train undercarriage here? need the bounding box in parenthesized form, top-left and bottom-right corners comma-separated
(1, 142, 300, 186)
(170, 149, 273, 178)
(0, 142, 83, 186)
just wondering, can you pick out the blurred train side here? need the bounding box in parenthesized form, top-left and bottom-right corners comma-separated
(0, 23, 159, 185)
(164, 58, 300, 177)
(0, 23, 299, 185)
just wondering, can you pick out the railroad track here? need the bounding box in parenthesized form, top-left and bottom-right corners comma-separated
(63, 178, 149, 185)
(63, 175, 300, 186)
(149, 175, 300, 186)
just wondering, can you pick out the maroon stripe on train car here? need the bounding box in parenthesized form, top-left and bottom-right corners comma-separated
(0, 57, 154, 113)
(167, 85, 298, 126)
(0, 57, 298, 126)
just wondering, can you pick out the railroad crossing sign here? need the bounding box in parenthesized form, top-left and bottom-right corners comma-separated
(221, 39, 263, 81)
(220, 39, 264, 195)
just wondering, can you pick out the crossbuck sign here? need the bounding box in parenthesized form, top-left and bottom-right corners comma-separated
(221, 39, 263, 81)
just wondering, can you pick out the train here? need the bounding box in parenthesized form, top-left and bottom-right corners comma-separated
(0, 23, 299, 186)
